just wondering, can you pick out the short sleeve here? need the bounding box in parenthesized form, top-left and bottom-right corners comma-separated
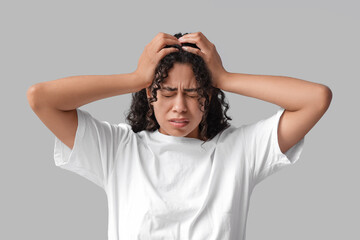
(53, 108, 131, 190)
(242, 107, 305, 186)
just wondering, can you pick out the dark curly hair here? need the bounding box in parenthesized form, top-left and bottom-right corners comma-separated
(125, 32, 232, 144)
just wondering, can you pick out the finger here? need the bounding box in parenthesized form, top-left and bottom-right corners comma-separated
(158, 46, 179, 59)
(181, 46, 204, 58)
(156, 37, 181, 53)
(179, 32, 211, 51)
(179, 36, 209, 53)
(163, 35, 182, 43)
(156, 32, 179, 41)
(156, 32, 181, 44)
(181, 32, 211, 42)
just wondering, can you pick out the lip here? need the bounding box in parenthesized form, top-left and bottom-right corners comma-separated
(169, 118, 189, 128)
(169, 118, 189, 122)
(169, 121, 189, 128)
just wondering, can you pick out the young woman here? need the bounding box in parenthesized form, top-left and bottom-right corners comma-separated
(27, 32, 332, 240)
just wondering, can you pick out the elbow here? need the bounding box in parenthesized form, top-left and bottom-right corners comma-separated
(316, 84, 333, 112)
(27, 84, 43, 110)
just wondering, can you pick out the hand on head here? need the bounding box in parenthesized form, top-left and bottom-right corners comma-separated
(134, 33, 181, 88)
(178, 32, 228, 89)
(134, 31, 228, 90)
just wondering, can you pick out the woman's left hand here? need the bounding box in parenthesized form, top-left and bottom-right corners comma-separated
(178, 32, 228, 89)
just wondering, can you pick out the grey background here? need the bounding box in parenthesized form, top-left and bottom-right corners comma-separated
(1, 0, 358, 239)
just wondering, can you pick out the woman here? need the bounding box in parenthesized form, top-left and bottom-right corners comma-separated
(126, 32, 232, 143)
(27, 32, 332, 240)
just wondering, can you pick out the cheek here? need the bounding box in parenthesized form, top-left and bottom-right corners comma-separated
(198, 99, 206, 112)
(193, 103, 205, 119)
(152, 101, 169, 115)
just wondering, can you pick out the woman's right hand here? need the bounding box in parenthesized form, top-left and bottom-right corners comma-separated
(133, 32, 181, 88)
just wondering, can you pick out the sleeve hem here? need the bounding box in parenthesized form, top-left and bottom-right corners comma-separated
(53, 108, 105, 190)
(54, 108, 85, 166)
(273, 107, 305, 166)
(55, 163, 105, 189)
(253, 108, 305, 185)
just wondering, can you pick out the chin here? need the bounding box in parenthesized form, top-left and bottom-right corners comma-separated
(161, 127, 190, 137)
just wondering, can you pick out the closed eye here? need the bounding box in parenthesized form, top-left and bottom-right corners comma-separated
(162, 94, 198, 98)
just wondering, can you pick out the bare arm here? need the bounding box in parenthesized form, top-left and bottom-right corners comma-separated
(27, 32, 181, 149)
(218, 72, 332, 153)
(26, 72, 145, 149)
(218, 72, 331, 111)
(178, 32, 333, 153)
(27, 73, 143, 111)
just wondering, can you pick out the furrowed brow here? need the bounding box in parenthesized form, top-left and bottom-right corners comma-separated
(161, 86, 199, 92)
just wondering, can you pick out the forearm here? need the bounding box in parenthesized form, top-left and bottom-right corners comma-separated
(28, 72, 144, 111)
(218, 72, 330, 111)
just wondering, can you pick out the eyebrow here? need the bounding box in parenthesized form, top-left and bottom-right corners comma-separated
(161, 86, 199, 92)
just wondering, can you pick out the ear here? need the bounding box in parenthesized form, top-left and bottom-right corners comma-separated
(146, 88, 153, 105)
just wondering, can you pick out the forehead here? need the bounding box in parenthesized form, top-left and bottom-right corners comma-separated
(160, 63, 198, 90)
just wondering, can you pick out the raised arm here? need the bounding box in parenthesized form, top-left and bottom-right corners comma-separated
(27, 32, 181, 149)
(216, 73, 332, 153)
(179, 32, 332, 153)
(27, 73, 142, 111)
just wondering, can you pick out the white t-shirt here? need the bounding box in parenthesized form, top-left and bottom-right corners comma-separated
(54, 107, 305, 240)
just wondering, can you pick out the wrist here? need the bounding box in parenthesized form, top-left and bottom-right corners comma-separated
(214, 71, 231, 90)
(131, 71, 150, 89)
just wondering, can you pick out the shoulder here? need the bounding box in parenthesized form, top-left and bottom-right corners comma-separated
(78, 108, 138, 143)
(117, 122, 133, 131)
(217, 109, 282, 142)
(216, 124, 244, 144)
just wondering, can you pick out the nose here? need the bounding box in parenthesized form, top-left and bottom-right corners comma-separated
(172, 93, 187, 113)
